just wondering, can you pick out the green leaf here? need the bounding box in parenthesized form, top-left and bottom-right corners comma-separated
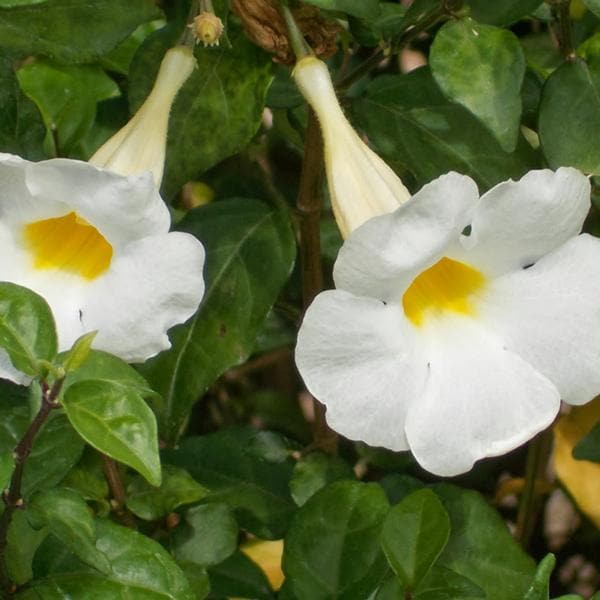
(172, 503, 238, 568)
(164, 428, 296, 539)
(17, 60, 119, 156)
(573, 420, 600, 461)
(0, 53, 45, 159)
(19, 519, 195, 599)
(0, 450, 13, 490)
(0, 282, 57, 376)
(126, 465, 208, 521)
(414, 566, 486, 599)
(289, 452, 355, 506)
(539, 58, 600, 173)
(302, 0, 380, 19)
(128, 26, 273, 198)
(63, 379, 161, 486)
(468, 0, 543, 26)
(27, 488, 111, 574)
(207, 550, 274, 600)
(381, 489, 451, 590)
(355, 67, 538, 193)
(430, 18, 525, 152)
(282, 480, 390, 599)
(6, 511, 48, 586)
(140, 199, 296, 444)
(523, 554, 556, 600)
(582, 0, 600, 17)
(0, 0, 160, 63)
(61, 332, 98, 374)
(434, 484, 536, 600)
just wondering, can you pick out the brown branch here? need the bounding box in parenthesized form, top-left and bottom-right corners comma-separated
(296, 109, 338, 455)
(101, 455, 135, 528)
(0, 378, 63, 596)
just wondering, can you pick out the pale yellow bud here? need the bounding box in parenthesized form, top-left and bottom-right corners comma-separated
(190, 11, 224, 47)
(293, 56, 410, 239)
(89, 46, 196, 186)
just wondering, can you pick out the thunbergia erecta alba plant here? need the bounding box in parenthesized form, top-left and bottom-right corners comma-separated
(293, 56, 411, 238)
(295, 168, 600, 476)
(0, 46, 205, 382)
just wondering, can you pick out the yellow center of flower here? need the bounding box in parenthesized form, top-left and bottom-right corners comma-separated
(23, 212, 113, 280)
(402, 257, 485, 326)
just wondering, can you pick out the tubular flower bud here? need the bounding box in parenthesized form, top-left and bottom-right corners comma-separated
(90, 46, 196, 187)
(293, 56, 410, 239)
(190, 11, 225, 47)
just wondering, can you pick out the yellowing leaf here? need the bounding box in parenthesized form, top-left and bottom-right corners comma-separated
(240, 539, 284, 591)
(553, 397, 600, 528)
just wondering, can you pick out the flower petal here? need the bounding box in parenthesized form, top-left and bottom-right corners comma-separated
(405, 319, 560, 476)
(480, 234, 600, 406)
(334, 172, 478, 302)
(82, 232, 205, 362)
(295, 290, 428, 451)
(460, 168, 590, 276)
(24, 158, 170, 247)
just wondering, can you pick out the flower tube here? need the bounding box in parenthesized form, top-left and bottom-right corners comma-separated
(0, 46, 204, 383)
(293, 56, 410, 238)
(90, 45, 196, 186)
(295, 168, 600, 476)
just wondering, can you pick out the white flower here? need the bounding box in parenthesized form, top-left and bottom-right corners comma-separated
(295, 168, 600, 476)
(89, 46, 196, 186)
(293, 56, 410, 239)
(0, 153, 205, 383)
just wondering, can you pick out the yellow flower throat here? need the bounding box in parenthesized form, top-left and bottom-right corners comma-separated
(23, 212, 113, 280)
(402, 257, 485, 326)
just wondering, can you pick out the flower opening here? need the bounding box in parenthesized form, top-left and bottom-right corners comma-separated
(24, 212, 113, 280)
(402, 257, 486, 326)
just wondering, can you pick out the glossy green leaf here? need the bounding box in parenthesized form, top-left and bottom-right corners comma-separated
(17, 60, 119, 156)
(63, 379, 161, 486)
(355, 67, 538, 192)
(128, 26, 273, 198)
(141, 199, 296, 444)
(164, 428, 296, 539)
(0, 53, 45, 159)
(126, 465, 208, 521)
(0, 449, 13, 490)
(207, 550, 274, 600)
(27, 488, 111, 574)
(173, 503, 238, 568)
(573, 420, 600, 462)
(289, 452, 355, 506)
(430, 18, 525, 151)
(6, 511, 48, 585)
(434, 484, 536, 600)
(0, 282, 57, 376)
(61, 332, 97, 374)
(381, 489, 450, 590)
(282, 480, 390, 599)
(414, 566, 486, 599)
(523, 554, 556, 600)
(0, 0, 160, 63)
(302, 0, 380, 19)
(468, 0, 543, 25)
(539, 58, 600, 173)
(19, 519, 195, 599)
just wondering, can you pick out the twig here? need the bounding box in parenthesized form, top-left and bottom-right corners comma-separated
(515, 427, 554, 548)
(0, 378, 63, 595)
(296, 109, 338, 455)
(101, 455, 136, 528)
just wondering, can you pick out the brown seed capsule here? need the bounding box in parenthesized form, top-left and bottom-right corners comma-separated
(190, 11, 224, 47)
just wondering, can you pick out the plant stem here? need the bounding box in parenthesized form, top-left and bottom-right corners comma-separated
(549, 0, 576, 62)
(0, 378, 63, 595)
(296, 109, 338, 455)
(101, 455, 135, 528)
(516, 427, 554, 548)
(279, 1, 312, 59)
